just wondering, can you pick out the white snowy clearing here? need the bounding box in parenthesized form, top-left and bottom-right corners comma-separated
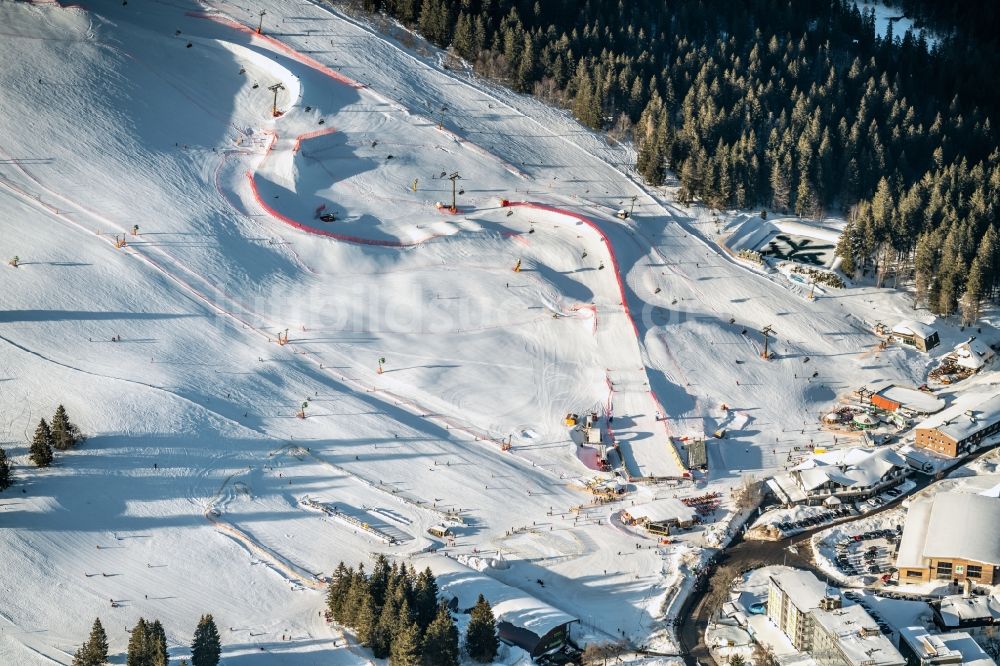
(0, 0, 981, 663)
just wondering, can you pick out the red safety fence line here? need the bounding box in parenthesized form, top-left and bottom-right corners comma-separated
(507, 202, 690, 478)
(248, 129, 460, 247)
(505, 201, 639, 339)
(292, 126, 337, 152)
(185, 11, 362, 89)
(246, 170, 411, 247)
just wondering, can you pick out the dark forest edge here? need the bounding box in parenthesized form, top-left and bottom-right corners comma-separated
(345, 0, 1000, 323)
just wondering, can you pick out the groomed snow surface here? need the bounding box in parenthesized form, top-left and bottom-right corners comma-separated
(0, 0, 977, 663)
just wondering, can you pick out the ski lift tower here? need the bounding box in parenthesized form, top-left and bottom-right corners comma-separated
(447, 172, 461, 213)
(761, 325, 775, 360)
(268, 82, 285, 117)
(256, 9, 266, 34)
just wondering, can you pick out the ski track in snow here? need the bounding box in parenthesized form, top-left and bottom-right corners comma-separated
(0, 0, 951, 662)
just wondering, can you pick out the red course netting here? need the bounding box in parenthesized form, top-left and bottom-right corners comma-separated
(246, 170, 410, 247)
(505, 203, 686, 471)
(186, 11, 363, 89)
(292, 126, 337, 152)
(505, 201, 639, 339)
(247, 128, 462, 247)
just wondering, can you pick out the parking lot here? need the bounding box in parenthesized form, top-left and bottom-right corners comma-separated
(832, 526, 902, 582)
(772, 504, 854, 534)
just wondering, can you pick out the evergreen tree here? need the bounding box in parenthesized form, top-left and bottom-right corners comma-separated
(29, 418, 54, 468)
(413, 567, 439, 631)
(370, 593, 397, 658)
(0, 447, 11, 492)
(421, 602, 459, 666)
(571, 62, 601, 129)
(515, 34, 535, 92)
(191, 614, 221, 666)
(769, 155, 791, 212)
(836, 221, 858, 278)
(976, 224, 999, 298)
(51, 404, 83, 450)
(389, 619, 422, 666)
(342, 565, 367, 627)
(369, 554, 391, 608)
(464, 594, 498, 663)
(913, 232, 937, 307)
(961, 256, 985, 325)
(87, 618, 109, 664)
(73, 617, 109, 666)
(355, 586, 379, 648)
(451, 12, 473, 59)
(327, 562, 351, 621)
(127, 618, 150, 666)
(417, 0, 438, 43)
(149, 619, 168, 666)
(72, 647, 91, 666)
(358, 0, 1000, 311)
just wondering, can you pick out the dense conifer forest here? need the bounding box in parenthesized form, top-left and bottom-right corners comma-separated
(355, 0, 1000, 322)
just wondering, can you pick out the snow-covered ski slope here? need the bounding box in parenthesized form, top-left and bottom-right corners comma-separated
(0, 0, 950, 662)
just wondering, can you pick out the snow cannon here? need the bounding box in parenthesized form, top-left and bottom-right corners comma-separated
(616, 209, 629, 219)
(564, 413, 578, 427)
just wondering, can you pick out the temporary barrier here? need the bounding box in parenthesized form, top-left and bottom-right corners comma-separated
(505, 202, 639, 339)
(292, 126, 337, 152)
(247, 129, 458, 247)
(186, 11, 362, 89)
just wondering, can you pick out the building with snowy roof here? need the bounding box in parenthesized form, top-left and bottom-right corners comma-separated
(769, 447, 908, 506)
(621, 497, 697, 536)
(898, 625, 997, 666)
(767, 569, 906, 664)
(914, 392, 1000, 458)
(933, 593, 1000, 635)
(811, 603, 905, 666)
(952, 338, 995, 372)
(867, 383, 945, 415)
(895, 492, 1000, 584)
(891, 321, 940, 352)
(767, 569, 837, 650)
(424, 555, 578, 660)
